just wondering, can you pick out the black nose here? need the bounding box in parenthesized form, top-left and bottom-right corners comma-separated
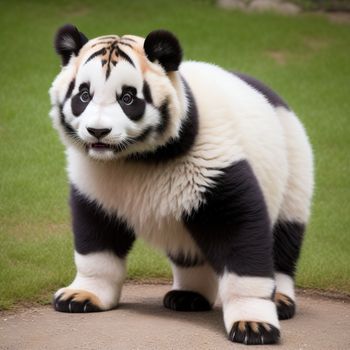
(87, 127, 111, 139)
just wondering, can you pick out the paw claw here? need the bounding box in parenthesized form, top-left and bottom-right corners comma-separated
(53, 289, 102, 313)
(275, 292, 296, 320)
(229, 321, 280, 345)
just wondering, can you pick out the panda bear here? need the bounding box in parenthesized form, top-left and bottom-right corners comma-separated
(49, 24, 314, 345)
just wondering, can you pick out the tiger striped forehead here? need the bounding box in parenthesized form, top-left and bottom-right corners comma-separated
(84, 35, 142, 79)
(49, 27, 188, 162)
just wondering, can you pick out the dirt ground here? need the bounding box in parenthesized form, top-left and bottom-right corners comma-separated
(1, 284, 349, 350)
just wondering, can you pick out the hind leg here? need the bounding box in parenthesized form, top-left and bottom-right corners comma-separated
(273, 109, 314, 320)
(184, 160, 281, 345)
(273, 222, 305, 320)
(164, 256, 218, 311)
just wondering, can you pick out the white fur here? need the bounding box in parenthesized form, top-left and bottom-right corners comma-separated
(275, 107, 314, 223)
(181, 62, 289, 225)
(275, 272, 295, 301)
(50, 39, 314, 329)
(50, 58, 314, 288)
(68, 149, 204, 258)
(55, 251, 126, 310)
(223, 297, 280, 332)
(64, 61, 296, 257)
(219, 272, 278, 331)
(219, 271, 275, 300)
(50, 58, 314, 233)
(171, 262, 218, 304)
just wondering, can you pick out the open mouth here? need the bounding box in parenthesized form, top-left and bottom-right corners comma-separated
(89, 142, 112, 151)
(88, 142, 128, 154)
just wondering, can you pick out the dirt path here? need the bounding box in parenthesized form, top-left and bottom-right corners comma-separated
(1, 284, 349, 349)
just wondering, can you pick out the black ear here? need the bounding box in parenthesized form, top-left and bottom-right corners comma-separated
(144, 30, 182, 72)
(54, 24, 89, 66)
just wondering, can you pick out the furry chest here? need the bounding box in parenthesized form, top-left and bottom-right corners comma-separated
(67, 149, 204, 256)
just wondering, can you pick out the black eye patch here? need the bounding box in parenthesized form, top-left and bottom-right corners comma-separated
(117, 86, 145, 121)
(71, 82, 92, 116)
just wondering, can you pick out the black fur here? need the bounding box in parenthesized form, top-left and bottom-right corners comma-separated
(105, 45, 115, 80)
(144, 30, 182, 72)
(59, 80, 79, 138)
(59, 104, 77, 139)
(55, 24, 88, 66)
(70, 185, 135, 257)
(54, 293, 101, 313)
(116, 46, 135, 67)
(168, 253, 204, 268)
(92, 41, 113, 48)
(276, 294, 296, 320)
(71, 93, 90, 117)
(233, 72, 290, 110)
(65, 79, 75, 100)
(229, 321, 280, 345)
(117, 86, 146, 121)
(163, 290, 212, 311)
(131, 127, 153, 143)
(273, 221, 305, 277)
(142, 81, 153, 104)
(121, 37, 136, 43)
(118, 41, 133, 49)
(183, 160, 273, 277)
(156, 99, 170, 134)
(85, 48, 107, 65)
(128, 78, 198, 162)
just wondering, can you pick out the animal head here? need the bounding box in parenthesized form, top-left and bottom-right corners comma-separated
(49, 24, 187, 161)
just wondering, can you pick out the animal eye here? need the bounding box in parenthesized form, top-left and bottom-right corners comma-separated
(80, 90, 91, 103)
(122, 92, 134, 105)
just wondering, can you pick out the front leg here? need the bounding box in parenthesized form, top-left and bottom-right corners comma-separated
(54, 251, 127, 312)
(53, 186, 135, 313)
(184, 160, 280, 345)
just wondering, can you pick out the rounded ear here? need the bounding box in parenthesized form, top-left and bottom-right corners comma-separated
(54, 24, 89, 66)
(144, 30, 182, 72)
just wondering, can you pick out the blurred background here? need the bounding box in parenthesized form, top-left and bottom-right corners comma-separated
(0, 0, 349, 309)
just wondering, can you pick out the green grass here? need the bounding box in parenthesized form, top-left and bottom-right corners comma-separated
(1, 0, 349, 309)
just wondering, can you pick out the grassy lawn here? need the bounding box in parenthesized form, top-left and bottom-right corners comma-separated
(1, 0, 349, 309)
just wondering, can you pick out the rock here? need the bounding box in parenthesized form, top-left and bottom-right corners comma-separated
(249, 0, 300, 15)
(217, 0, 301, 15)
(249, 0, 301, 15)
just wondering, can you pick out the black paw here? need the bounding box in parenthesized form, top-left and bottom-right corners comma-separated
(229, 321, 280, 345)
(163, 290, 212, 311)
(53, 289, 102, 313)
(275, 292, 296, 320)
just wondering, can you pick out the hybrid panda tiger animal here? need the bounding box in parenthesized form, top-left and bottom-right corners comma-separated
(49, 24, 314, 345)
